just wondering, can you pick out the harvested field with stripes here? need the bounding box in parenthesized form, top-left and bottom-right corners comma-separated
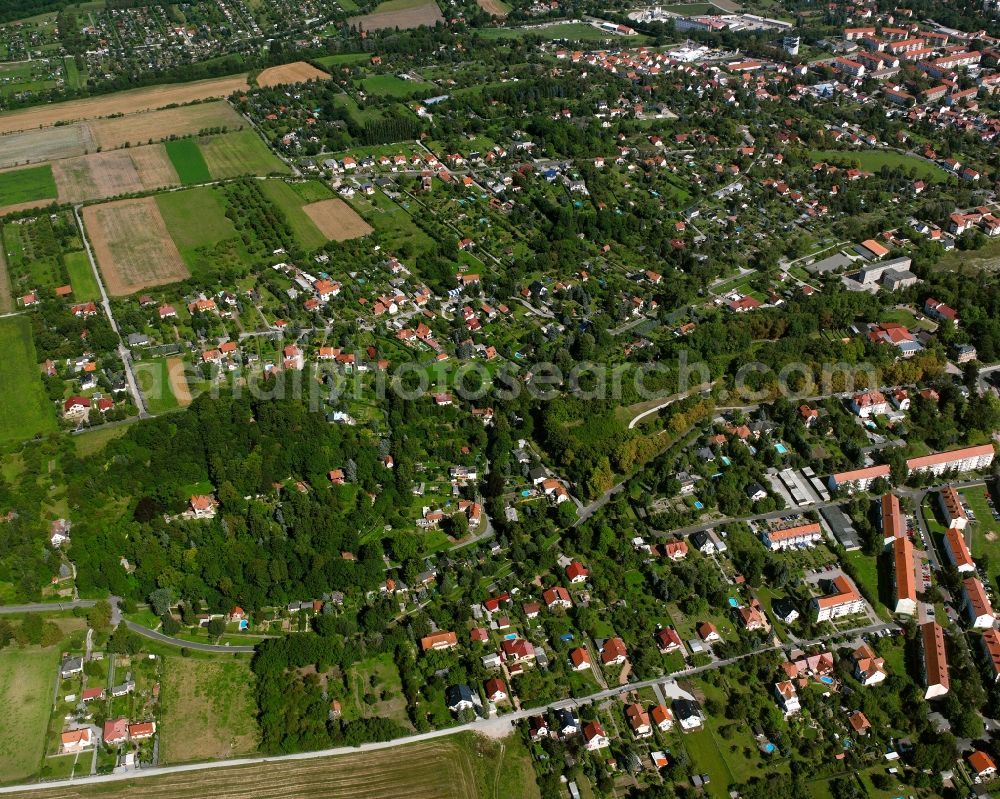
(51, 146, 179, 203)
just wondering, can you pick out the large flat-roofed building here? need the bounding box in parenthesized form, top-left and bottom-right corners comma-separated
(892, 536, 917, 616)
(906, 445, 994, 477)
(921, 621, 949, 699)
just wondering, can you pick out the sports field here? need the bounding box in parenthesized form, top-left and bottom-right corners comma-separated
(64, 250, 100, 301)
(199, 130, 288, 178)
(2, 734, 540, 799)
(260, 179, 328, 250)
(808, 149, 945, 181)
(0, 165, 57, 207)
(159, 657, 259, 763)
(83, 197, 190, 296)
(0, 646, 59, 783)
(165, 139, 212, 183)
(0, 317, 58, 443)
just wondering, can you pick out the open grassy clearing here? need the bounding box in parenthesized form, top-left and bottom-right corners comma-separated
(64, 250, 100, 301)
(359, 74, 434, 97)
(0, 165, 57, 207)
(0, 646, 59, 783)
(260, 179, 328, 250)
(165, 139, 212, 184)
(808, 149, 945, 182)
(0, 316, 58, 443)
(156, 186, 238, 254)
(158, 657, 259, 763)
(316, 52, 370, 68)
(0, 75, 250, 135)
(199, 130, 288, 178)
(73, 423, 133, 457)
(0, 239, 12, 314)
(83, 197, 189, 296)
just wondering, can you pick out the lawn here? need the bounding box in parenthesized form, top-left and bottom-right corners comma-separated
(360, 74, 434, 97)
(808, 149, 945, 182)
(158, 656, 259, 763)
(346, 652, 413, 729)
(199, 130, 288, 179)
(165, 139, 212, 184)
(0, 316, 57, 443)
(64, 250, 100, 301)
(0, 647, 60, 783)
(963, 486, 1000, 587)
(0, 165, 57, 207)
(260, 179, 327, 251)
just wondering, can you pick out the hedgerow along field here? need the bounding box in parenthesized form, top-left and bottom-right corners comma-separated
(260, 178, 329, 250)
(0, 316, 57, 443)
(165, 139, 212, 184)
(0, 734, 540, 799)
(0, 165, 57, 207)
(155, 186, 246, 283)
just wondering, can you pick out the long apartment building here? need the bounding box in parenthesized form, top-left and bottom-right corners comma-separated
(982, 628, 1000, 683)
(920, 621, 950, 699)
(939, 486, 968, 530)
(906, 444, 995, 477)
(760, 522, 822, 551)
(812, 575, 865, 621)
(944, 528, 976, 573)
(880, 493, 904, 546)
(892, 536, 917, 616)
(828, 464, 891, 493)
(963, 577, 996, 629)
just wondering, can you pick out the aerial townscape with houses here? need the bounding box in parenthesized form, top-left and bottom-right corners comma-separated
(6, 0, 1000, 798)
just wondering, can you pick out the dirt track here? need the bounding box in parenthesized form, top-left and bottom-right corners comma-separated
(0, 75, 249, 136)
(257, 62, 330, 87)
(82, 197, 189, 296)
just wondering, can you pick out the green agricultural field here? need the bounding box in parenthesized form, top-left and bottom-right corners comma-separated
(64, 250, 99, 301)
(0, 165, 57, 207)
(165, 139, 212, 183)
(199, 130, 288, 179)
(159, 656, 259, 763)
(316, 52, 369, 67)
(808, 149, 945, 182)
(0, 316, 57, 443)
(259, 179, 327, 250)
(360, 74, 434, 97)
(288, 179, 335, 203)
(0, 646, 60, 783)
(156, 186, 238, 256)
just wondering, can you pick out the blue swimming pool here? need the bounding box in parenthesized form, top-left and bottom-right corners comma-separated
(521, 490, 531, 497)
(728, 597, 739, 607)
(693, 500, 704, 510)
(763, 742, 776, 753)
(504, 633, 518, 640)
(820, 676, 834, 685)
(721, 456, 731, 466)
(775, 443, 788, 454)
